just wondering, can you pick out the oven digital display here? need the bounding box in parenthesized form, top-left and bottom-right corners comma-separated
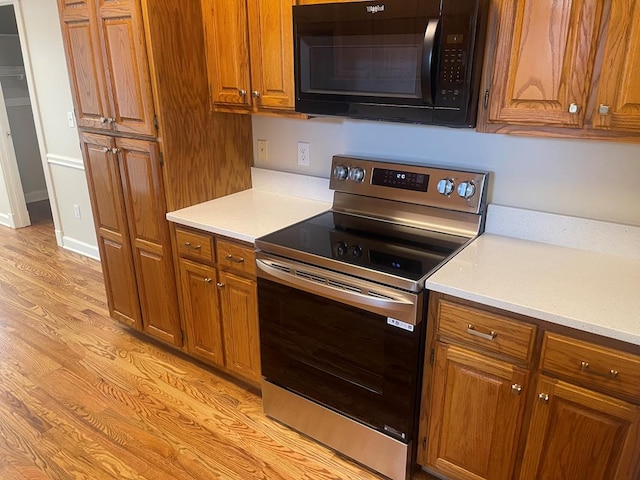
(369, 250, 423, 275)
(371, 168, 429, 192)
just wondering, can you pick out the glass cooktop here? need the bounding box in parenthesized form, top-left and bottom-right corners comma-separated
(256, 210, 469, 284)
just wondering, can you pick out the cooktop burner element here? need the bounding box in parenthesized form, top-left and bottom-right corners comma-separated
(256, 156, 489, 292)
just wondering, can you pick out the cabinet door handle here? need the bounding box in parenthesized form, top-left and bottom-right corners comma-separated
(216, 282, 225, 288)
(511, 384, 523, 395)
(580, 361, 619, 379)
(111, 147, 120, 154)
(466, 324, 497, 341)
(238, 89, 247, 97)
(225, 254, 245, 263)
(251, 90, 260, 98)
(100, 116, 108, 124)
(203, 277, 212, 283)
(102, 147, 110, 153)
(568, 103, 580, 114)
(538, 392, 549, 403)
(598, 104, 610, 115)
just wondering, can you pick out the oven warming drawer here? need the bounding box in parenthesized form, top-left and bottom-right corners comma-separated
(262, 380, 412, 480)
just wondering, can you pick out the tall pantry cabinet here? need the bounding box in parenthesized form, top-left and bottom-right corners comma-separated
(56, 0, 253, 346)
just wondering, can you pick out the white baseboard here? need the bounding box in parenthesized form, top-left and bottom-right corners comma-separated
(62, 236, 100, 260)
(25, 189, 49, 204)
(0, 212, 15, 228)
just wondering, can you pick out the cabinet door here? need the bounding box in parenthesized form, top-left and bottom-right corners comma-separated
(116, 138, 182, 346)
(426, 342, 529, 480)
(592, 0, 640, 132)
(80, 132, 141, 329)
(218, 270, 261, 384)
(201, 0, 252, 109)
(178, 259, 224, 367)
(97, 0, 156, 136)
(519, 376, 640, 480)
(57, 0, 110, 131)
(487, 0, 603, 127)
(247, 0, 296, 110)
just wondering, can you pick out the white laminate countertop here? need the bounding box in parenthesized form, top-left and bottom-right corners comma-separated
(426, 206, 640, 347)
(166, 168, 333, 243)
(166, 189, 331, 244)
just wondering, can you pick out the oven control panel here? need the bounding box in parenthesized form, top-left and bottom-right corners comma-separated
(329, 155, 488, 214)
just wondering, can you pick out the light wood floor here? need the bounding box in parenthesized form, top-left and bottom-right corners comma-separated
(0, 220, 436, 480)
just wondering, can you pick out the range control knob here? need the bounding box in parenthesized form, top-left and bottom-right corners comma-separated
(351, 245, 363, 258)
(436, 178, 455, 196)
(333, 165, 349, 180)
(348, 167, 366, 183)
(457, 181, 476, 199)
(334, 242, 348, 256)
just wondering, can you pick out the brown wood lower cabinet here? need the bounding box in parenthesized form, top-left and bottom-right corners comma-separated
(426, 343, 529, 480)
(175, 226, 261, 386)
(519, 376, 640, 480)
(419, 293, 640, 480)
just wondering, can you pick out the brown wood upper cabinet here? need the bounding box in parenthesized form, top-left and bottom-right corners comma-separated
(58, 0, 155, 136)
(201, 0, 296, 114)
(480, 0, 640, 141)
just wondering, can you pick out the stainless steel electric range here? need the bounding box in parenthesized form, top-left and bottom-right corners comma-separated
(255, 156, 489, 480)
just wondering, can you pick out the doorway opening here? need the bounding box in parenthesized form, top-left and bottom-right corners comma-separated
(0, 4, 51, 228)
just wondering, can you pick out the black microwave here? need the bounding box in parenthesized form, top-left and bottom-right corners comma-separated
(293, 0, 488, 127)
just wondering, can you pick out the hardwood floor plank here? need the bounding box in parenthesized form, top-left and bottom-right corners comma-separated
(0, 221, 439, 480)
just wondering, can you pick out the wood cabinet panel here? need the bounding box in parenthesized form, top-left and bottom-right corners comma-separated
(541, 332, 640, 401)
(201, 0, 252, 108)
(247, 0, 296, 110)
(80, 132, 141, 329)
(179, 259, 224, 367)
(98, 0, 155, 136)
(593, 0, 640, 132)
(58, 3, 110, 131)
(438, 300, 536, 363)
(519, 376, 640, 480)
(487, 0, 603, 127)
(219, 270, 261, 384)
(117, 139, 181, 345)
(426, 342, 529, 480)
(176, 228, 215, 264)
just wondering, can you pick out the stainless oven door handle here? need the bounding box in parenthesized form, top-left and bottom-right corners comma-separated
(256, 256, 421, 325)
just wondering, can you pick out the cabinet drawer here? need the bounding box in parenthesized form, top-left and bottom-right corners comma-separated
(437, 301, 536, 363)
(541, 332, 640, 400)
(175, 228, 215, 263)
(216, 239, 255, 277)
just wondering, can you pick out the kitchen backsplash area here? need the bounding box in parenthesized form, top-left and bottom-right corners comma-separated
(252, 115, 640, 227)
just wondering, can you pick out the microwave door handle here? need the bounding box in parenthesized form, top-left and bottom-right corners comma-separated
(421, 18, 440, 105)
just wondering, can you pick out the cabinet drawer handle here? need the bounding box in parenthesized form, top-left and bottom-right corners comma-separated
(466, 324, 497, 341)
(538, 392, 549, 403)
(216, 282, 225, 288)
(184, 242, 202, 250)
(203, 277, 212, 283)
(580, 361, 619, 379)
(511, 384, 523, 395)
(225, 254, 245, 263)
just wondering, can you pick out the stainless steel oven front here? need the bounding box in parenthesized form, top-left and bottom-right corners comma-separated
(257, 252, 425, 480)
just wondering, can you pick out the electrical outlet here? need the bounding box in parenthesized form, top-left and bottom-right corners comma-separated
(297, 141, 310, 166)
(67, 111, 75, 128)
(257, 139, 267, 162)
(73, 204, 81, 219)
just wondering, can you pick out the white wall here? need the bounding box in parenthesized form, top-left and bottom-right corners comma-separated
(17, 0, 97, 257)
(252, 115, 640, 227)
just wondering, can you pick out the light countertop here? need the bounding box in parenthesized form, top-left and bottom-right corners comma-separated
(427, 206, 640, 347)
(166, 188, 331, 244)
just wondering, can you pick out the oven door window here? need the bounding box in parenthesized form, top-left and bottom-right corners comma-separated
(258, 278, 424, 442)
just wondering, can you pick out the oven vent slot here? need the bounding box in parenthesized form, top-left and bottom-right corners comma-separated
(368, 290, 395, 301)
(327, 279, 362, 294)
(270, 262, 291, 274)
(295, 270, 327, 284)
